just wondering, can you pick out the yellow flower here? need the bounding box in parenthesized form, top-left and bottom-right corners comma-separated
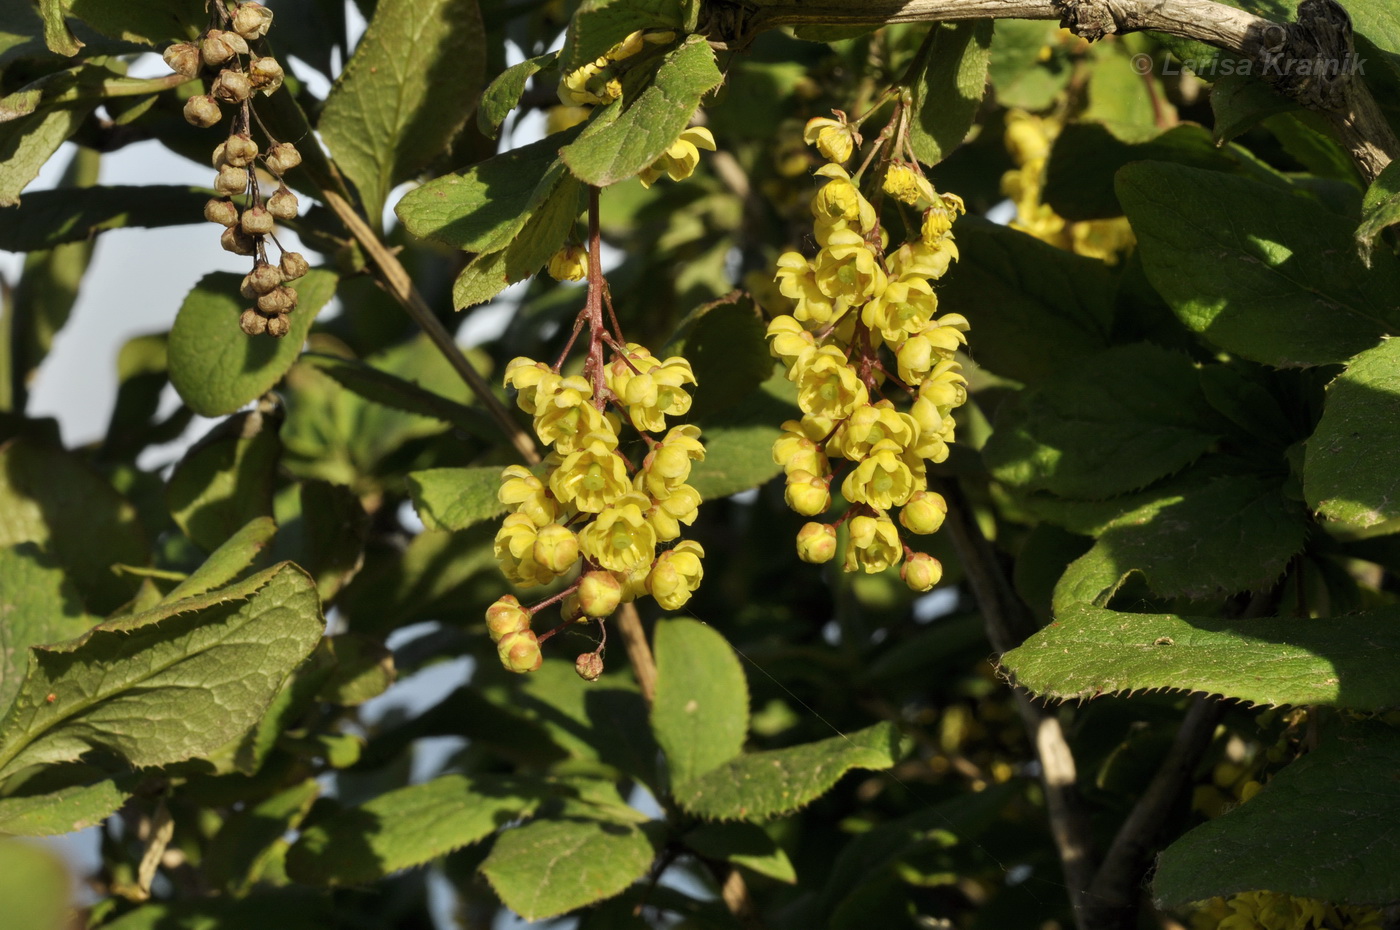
(921, 191, 966, 243)
(647, 540, 705, 610)
(840, 439, 919, 510)
(793, 345, 868, 419)
(546, 243, 589, 281)
(811, 164, 876, 233)
(888, 239, 959, 282)
(558, 59, 621, 107)
(860, 277, 939, 344)
(550, 433, 631, 513)
(784, 469, 831, 516)
(803, 113, 861, 164)
(613, 352, 696, 432)
(494, 513, 556, 587)
(638, 126, 716, 187)
(639, 425, 705, 498)
(578, 569, 623, 617)
(774, 253, 837, 325)
(842, 513, 901, 573)
(882, 164, 935, 205)
(827, 402, 917, 461)
(578, 492, 657, 572)
(503, 357, 558, 414)
(532, 522, 580, 574)
(534, 376, 613, 454)
(813, 228, 886, 307)
(765, 314, 817, 368)
(498, 464, 558, 527)
(646, 483, 701, 540)
(772, 418, 830, 476)
(1004, 109, 1053, 166)
(895, 324, 966, 386)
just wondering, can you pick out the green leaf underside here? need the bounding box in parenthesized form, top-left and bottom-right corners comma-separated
(0, 543, 95, 715)
(1003, 605, 1400, 710)
(675, 722, 904, 821)
(1051, 471, 1307, 605)
(1305, 337, 1400, 528)
(479, 53, 557, 138)
(168, 269, 338, 417)
(1356, 159, 1400, 265)
(0, 185, 212, 251)
(479, 815, 659, 921)
(682, 821, 797, 883)
(561, 0, 683, 74)
(406, 467, 506, 531)
(561, 35, 722, 187)
(1154, 721, 1400, 907)
(908, 21, 992, 167)
(287, 774, 545, 885)
(983, 344, 1222, 499)
(319, 0, 485, 221)
(0, 563, 324, 779)
(1117, 161, 1400, 367)
(0, 104, 95, 208)
(651, 618, 749, 788)
(0, 765, 137, 836)
(160, 516, 277, 605)
(166, 409, 280, 553)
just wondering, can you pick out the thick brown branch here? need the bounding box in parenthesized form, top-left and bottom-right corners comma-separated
(703, 0, 1397, 181)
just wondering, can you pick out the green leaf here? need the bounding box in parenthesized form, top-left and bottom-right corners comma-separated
(682, 822, 796, 883)
(168, 269, 338, 417)
(1048, 472, 1307, 605)
(0, 543, 95, 714)
(479, 53, 558, 139)
(561, 35, 722, 187)
(1209, 71, 1298, 144)
(1154, 721, 1400, 907)
(0, 437, 148, 614)
(272, 480, 369, 602)
(651, 618, 748, 788)
(160, 516, 278, 604)
(406, 466, 507, 531)
(983, 344, 1223, 499)
(395, 132, 570, 253)
(100, 889, 333, 930)
(167, 408, 281, 553)
(689, 370, 795, 500)
(907, 21, 992, 167)
(1117, 161, 1400, 367)
(933, 218, 1114, 384)
(0, 563, 324, 779)
(667, 293, 771, 421)
(675, 722, 905, 821)
(37, 0, 81, 55)
(1304, 336, 1400, 529)
(0, 184, 211, 251)
(1356, 158, 1400, 266)
(452, 247, 511, 310)
(302, 351, 494, 440)
(0, 839, 69, 930)
(287, 774, 546, 885)
(1083, 41, 1159, 142)
(0, 103, 94, 207)
(58, 0, 204, 46)
(205, 779, 320, 894)
(1003, 605, 1400, 710)
(560, 0, 684, 74)
(314, 634, 395, 706)
(318, 0, 485, 220)
(987, 19, 1071, 111)
(0, 764, 137, 836)
(480, 815, 660, 921)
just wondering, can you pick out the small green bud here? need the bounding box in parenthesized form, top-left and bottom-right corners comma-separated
(899, 491, 947, 535)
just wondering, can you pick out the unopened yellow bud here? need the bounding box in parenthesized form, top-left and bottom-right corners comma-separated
(486, 596, 531, 643)
(784, 470, 831, 516)
(795, 522, 837, 563)
(547, 244, 589, 282)
(578, 570, 623, 617)
(899, 491, 947, 535)
(901, 552, 943, 592)
(498, 630, 543, 673)
(647, 540, 704, 610)
(533, 523, 579, 574)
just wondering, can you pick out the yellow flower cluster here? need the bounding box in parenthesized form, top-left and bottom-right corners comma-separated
(768, 151, 969, 591)
(1190, 891, 1382, 930)
(557, 29, 675, 107)
(1001, 109, 1135, 264)
(487, 347, 705, 673)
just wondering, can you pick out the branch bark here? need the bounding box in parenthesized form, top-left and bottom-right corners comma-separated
(703, 0, 1398, 181)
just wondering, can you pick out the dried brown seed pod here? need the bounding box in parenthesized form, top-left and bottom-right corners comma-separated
(264, 142, 301, 176)
(279, 251, 310, 280)
(267, 186, 298, 220)
(224, 134, 258, 168)
(221, 226, 257, 255)
(256, 286, 297, 313)
(204, 198, 239, 227)
(183, 94, 222, 128)
(233, 2, 274, 40)
(214, 165, 249, 196)
(200, 30, 247, 67)
(239, 308, 269, 336)
(240, 262, 284, 298)
(265, 313, 291, 338)
(163, 42, 201, 78)
(248, 56, 284, 95)
(212, 69, 252, 104)
(241, 205, 275, 236)
(575, 652, 604, 682)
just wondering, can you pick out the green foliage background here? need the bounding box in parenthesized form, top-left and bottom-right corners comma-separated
(2, 0, 1400, 928)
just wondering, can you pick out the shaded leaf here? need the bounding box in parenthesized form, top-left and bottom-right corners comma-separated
(1154, 721, 1400, 907)
(675, 722, 905, 821)
(1356, 158, 1400, 265)
(166, 408, 281, 553)
(0, 184, 210, 251)
(205, 779, 320, 894)
(560, 0, 684, 74)
(168, 269, 339, 417)
(667, 292, 771, 421)
(682, 821, 796, 883)
(1003, 605, 1400, 710)
(908, 21, 992, 167)
(273, 480, 369, 602)
(287, 774, 546, 885)
(407, 466, 507, 531)
(651, 618, 748, 788)
(1209, 71, 1298, 144)
(314, 634, 395, 706)
(0, 764, 137, 836)
(479, 53, 557, 138)
(1117, 161, 1400, 367)
(689, 370, 795, 500)
(302, 351, 494, 440)
(320, 0, 485, 221)
(0, 563, 324, 779)
(160, 516, 278, 605)
(0, 543, 95, 714)
(988, 19, 1070, 111)
(0, 103, 94, 207)
(100, 889, 333, 930)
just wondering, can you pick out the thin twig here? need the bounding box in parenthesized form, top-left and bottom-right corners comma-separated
(615, 602, 657, 703)
(321, 189, 541, 466)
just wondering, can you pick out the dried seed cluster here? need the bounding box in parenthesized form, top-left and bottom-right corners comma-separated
(165, 1, 308, 338)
